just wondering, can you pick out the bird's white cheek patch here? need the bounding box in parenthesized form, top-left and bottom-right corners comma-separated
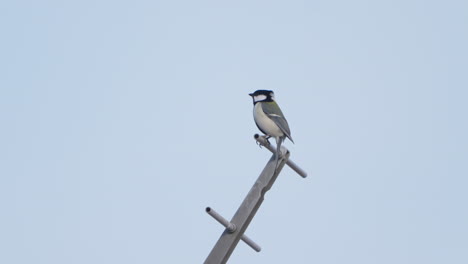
(253, 94, 267, 102)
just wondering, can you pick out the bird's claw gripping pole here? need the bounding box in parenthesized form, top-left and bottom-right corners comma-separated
(204, 135, 307, 264)
(254, 134, 307, 178)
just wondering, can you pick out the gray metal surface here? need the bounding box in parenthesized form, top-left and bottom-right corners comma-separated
(254, 134, 308, 178)
(205, 207, 261, 252)
(204, 151, 290, 264)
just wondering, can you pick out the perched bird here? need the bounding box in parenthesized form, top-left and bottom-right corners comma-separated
(249, 90, 293, 170)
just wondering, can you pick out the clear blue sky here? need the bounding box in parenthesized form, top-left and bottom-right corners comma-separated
(1, 1, 467, 263)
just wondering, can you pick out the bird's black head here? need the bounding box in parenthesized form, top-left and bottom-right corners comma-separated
(249, 90, 275, 104)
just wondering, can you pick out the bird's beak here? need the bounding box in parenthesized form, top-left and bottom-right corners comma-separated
(248, 93, 253, 97)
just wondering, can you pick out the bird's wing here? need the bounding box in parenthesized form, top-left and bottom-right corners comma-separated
(261, 101, 294, 143)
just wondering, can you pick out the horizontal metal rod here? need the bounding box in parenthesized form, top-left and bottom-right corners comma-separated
(206, 207, 261, 252)
(254, 134, 308, 178)
(205, 207, 236, 233)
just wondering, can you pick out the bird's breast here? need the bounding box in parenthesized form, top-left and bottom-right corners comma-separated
(253, 103, 283, 137)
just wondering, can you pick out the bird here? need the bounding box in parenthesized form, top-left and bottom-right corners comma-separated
(249, 90, 293, 171)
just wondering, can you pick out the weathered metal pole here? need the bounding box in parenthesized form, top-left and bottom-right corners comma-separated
(204, 151, 289, 264)
(205, 207, 261, 252)
(204, 135, 306, 264)
(254, 134, 307, 178)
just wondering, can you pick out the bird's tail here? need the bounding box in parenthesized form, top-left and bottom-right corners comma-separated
(274, 137, 283, 175)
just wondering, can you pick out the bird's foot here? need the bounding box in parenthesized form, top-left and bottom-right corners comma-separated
(256, 135, 271, 148)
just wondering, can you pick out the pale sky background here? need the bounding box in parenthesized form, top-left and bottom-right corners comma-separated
(1, 1, 467, 263)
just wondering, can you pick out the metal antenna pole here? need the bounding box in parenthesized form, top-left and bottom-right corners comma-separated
(204, 135, 307, 264)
